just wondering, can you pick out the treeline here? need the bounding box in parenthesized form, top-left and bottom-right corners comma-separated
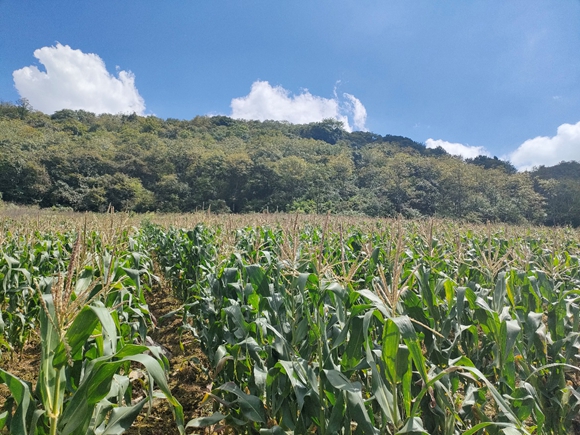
(1, 102, 579, 226)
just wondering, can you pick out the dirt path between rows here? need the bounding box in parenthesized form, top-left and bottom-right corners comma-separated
(127, 286, 213, 435)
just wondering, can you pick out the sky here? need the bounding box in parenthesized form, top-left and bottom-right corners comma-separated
(1, 1, 580, 170)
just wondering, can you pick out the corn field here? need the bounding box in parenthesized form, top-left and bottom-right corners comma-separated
(1, 210, 580, 434)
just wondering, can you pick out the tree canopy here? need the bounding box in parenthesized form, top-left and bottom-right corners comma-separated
(0, 102, 576, 225)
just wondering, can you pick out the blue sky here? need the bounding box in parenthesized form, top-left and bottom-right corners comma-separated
(1, 1, 580, 169)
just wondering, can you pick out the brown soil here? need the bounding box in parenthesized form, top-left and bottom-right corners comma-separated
(0, 338, 41, 410)
(127, 288, 213, 435)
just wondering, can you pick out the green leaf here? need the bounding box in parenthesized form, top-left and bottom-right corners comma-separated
(186, 412, 227, 428)
(0, 410, 7, 431)
(61, 347, 184, 435)
(382, 318, 400, 384)
(343, 315, 365, 370)
(406, 338, 428, 384)
(501, 319, 521, 360)
(397, 345, 413, 416)
(395, 417, 428, 434)
(456, 365, 524, 428)
(463, 422, 524, 435)
(218, 382, 266, 423)
(0, 368, 32, 435)
(97, 397, 147, 435)
(391, 316, 417, 341)
(276, 360, 307, 411)
(54, 307, 98, 367)
(124, 353, 184, 432)
(326, 390, 346, 434)
(121, 267, 142, 291)
(246, 264, 271, 296)
(323, 369, 361, 393)
(75, 267, 96, 295)
(493, 272, 507, 312)
(345, 390, 379, 435)
(368, 360, 397, 425)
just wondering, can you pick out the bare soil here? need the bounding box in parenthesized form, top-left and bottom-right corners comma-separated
(127, 288, 213, 435)
(0, 338, 41, 410)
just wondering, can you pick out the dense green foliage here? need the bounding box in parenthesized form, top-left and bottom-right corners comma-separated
(1, 102, 579, 225)
(145, 217, 580, 434)
(1, 211, 580, 434)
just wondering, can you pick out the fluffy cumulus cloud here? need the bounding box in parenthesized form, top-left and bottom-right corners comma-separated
(230, 81, 367, 132)
(509, 121, 580, 171)
(13, 44, 145, 115)
(425, 138, 490, 159)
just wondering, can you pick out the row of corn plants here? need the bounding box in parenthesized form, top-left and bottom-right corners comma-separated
(0, 223, 185, 434)
(143, 219, 580, 434)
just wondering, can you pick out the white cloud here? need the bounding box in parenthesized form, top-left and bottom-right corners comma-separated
(13, 43, 145, 115)
(343, 93, 367, 131)
(425, 138, 490, 159)
(230, 80, 367, 132)
(509, 120, 580, 171)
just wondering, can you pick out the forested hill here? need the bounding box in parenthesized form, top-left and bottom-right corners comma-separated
(1, 102, 579, 226)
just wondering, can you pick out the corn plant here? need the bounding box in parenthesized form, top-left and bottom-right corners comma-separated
(0, 236, 185, 435)
(144, 220, 580, 434)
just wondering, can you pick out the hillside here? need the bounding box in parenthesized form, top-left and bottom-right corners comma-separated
(0, 102, 578, 225)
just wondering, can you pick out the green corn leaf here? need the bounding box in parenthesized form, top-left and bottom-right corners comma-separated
(75, 267, 95, 295)
(345, 390, 379, 435)
(456, 286, 467, 321)
(254, 365, 267, 396)
(246, 264, 271, 296)
(343, 315, 365, 370)
(397, 345, 412, 416)
(368, 359, 397, 425)
(114, 344, 149, 359)
(0, 368, 33, 435)
(69, 302, 118, 364)
(457, 366, 525, 429)
(415, 266, 438, 321)
(499, 319, 521, 387)
(96, 397, 147, 435)
(124, 353, 185, 432)
(325, 281, 346, 302)
(326, 390, 346, 434)
(276, 360, 308, 411)
(218, 382, 266, 423)
(357, 289, 389, 317)
(185, 412, 227, 428)
(38, 293, 66, 428)
(121, 267, 142, 292)
(382, 318, 400, 384)
(323, 369, 361, 393)
(61, 347, 184, 435)
(463, 422, 524, 435)
(395, 417, 428, 434)
(525, 312, 543, 346)
(493, 272, 507, 312)
(0, 411, 7, 431)
(224, 304, 249, 338)
(391, 316, 417, 340)
(53, 306, 99, 367)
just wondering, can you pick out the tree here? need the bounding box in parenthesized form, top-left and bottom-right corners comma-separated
(465, 155, 517, 174)
(299, 119, 345, 144)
